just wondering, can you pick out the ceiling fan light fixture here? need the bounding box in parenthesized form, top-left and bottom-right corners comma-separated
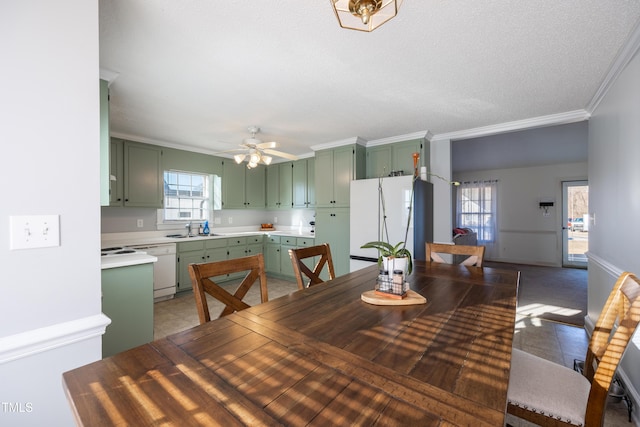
(234, 154, 246, 164)
(249, 151, 261, 164)
(262, 155, 272, 165)
(330, 0, 402, 32)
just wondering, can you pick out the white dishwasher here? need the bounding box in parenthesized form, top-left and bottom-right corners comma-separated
(130, 243, 177, 302)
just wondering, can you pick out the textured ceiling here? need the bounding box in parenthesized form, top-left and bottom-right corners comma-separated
(100, 1, 640, 159)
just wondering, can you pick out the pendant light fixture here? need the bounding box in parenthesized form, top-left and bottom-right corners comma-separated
(330, 0, 402, 32)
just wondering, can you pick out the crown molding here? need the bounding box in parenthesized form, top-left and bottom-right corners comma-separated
(431, 110, 590, 142)
(366, 130, 431, 147)
(586, 19, 640, 113)
(310, 136, 367, 151)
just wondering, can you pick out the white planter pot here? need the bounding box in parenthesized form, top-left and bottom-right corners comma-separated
(383, 256, 409, 278)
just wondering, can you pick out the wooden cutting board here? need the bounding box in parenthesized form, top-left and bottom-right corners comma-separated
(361, 289, 427, 306)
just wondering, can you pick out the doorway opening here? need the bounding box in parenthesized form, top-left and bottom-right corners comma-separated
(562, 180, 588, 268)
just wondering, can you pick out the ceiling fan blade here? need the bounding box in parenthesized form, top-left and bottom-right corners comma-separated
(263, 148, 299, 161)
(256, 141, 278, 149)
(212, 148, 246, 155)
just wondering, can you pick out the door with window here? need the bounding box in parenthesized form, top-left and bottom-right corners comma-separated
(562, 181, 588, 268)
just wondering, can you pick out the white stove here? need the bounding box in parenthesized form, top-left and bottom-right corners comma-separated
(101, 246, 142, 257)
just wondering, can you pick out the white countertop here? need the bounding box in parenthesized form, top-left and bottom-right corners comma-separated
(101, 253, 157, 270)
(101, 227, 315, 248)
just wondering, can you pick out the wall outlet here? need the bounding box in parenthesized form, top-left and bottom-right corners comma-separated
(274, 217, 278, 224)
(228, 217, 233, 224)
(137, 219, 144, 228)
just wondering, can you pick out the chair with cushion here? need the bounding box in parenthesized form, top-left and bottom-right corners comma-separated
(426, 242, 486, 267)
(507, 271, 640, 427)
(288, 243, 335, 290)
(188, 254, 268, 324)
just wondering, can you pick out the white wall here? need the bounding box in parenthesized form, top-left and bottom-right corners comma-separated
(587, 46, 640, 408)
(454, 162, 587, 266)
(0, 1, 106, 425)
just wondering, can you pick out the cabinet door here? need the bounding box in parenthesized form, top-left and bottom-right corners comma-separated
(265, 244, 281, 273)
(109, 139, 124, 206)
(306, 158, 315, 207)
(393, 140, 422, 176)
(266, 166, 280, 208)
(315, 208, 350, 278)
(279, 162, 293, 208)
(314, 150, 335, 207)
(292, 160, 307, 208)
(333, 146, 354, 207)
(177, 250, 205, 293)
(245, 165, 265, 208)
(280, 245, 297, 277)
(222, 161, 246, 209)
(367, 145, 392, 179)
(124, 142, 163, 207)
(246, 243, 263, 256)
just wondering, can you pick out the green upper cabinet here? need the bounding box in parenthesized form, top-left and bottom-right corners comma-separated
(315, 145, 364, 208)
(392, 139, 423, 176)
(266, 162, 293, 209)
(222, 161, 246, 208)
(292, 158, 315, 208)
(162, 147, 223, 176)
(222, 161, 265, 209)
(366, 139, 423, 179)
(123, 141, 163, 208)
(366, 145, 392, 179)
(100, 79, 110, 206)
(109, 139, 124, 206)
(245, 165, 266, 208)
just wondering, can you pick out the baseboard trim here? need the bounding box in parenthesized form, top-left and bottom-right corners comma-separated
(0, 314, 111, 364)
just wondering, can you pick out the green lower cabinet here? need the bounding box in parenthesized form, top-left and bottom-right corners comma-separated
(177, 250, 206, 293)
(101, 263, 154, 358)
(315, 208, 350, 278)
(265, 236, 282, 273)
(280, 244, 297, 277)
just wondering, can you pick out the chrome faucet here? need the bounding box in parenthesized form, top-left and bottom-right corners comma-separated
(186, 222, 193, 237)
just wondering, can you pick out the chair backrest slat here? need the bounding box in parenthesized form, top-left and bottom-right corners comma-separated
(426, 242, 486, 267)
(188, 254, 268, 324)
(289, 243, 335, 290)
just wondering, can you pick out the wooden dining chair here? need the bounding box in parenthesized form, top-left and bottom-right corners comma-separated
(288, 243, 335, 290)
(426, 242, 486, 267)
(507, 271, 640, 427)
(188, 253, 268, 324)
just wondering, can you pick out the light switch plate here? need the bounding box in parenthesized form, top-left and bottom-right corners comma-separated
(10, 215, 60, 250)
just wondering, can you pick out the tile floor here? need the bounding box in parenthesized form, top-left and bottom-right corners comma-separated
(154, 276, 635, 426)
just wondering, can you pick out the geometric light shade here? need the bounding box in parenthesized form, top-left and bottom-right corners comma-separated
(330, 0, 402, 32)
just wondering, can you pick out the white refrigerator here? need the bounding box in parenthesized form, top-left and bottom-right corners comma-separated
(349, 175, 433, 272)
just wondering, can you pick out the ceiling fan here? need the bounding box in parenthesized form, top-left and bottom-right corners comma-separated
(219, 126, 299, 169)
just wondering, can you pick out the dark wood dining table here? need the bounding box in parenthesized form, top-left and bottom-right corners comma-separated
(63, 261, 520, 426)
